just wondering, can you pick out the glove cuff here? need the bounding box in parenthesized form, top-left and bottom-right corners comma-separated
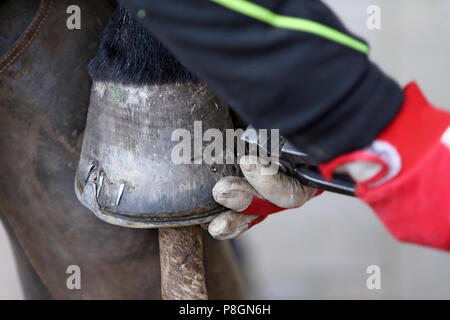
(320, 82, 450, 250)
(320, 81, 450, 191)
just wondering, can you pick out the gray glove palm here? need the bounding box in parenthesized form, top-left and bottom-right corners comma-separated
(208, 155, 317, 240)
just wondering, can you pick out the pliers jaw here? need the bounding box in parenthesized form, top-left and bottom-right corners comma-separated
(241, 126, 356, 196)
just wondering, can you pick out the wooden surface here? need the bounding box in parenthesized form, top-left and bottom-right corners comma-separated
(159, 226, 208, 300)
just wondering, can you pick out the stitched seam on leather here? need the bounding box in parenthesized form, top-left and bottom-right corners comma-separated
(0, 0, 52, 66)
(0, 0, 53, 75)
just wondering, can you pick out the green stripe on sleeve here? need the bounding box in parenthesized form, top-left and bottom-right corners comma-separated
(209, 0, 369, 54)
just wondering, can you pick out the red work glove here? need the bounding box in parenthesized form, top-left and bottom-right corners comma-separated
(320, 82, 450, 251)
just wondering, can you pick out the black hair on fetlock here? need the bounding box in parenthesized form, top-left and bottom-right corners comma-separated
(88, 6, 197, 85)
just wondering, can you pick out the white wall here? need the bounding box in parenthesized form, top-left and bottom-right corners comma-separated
(0, 222, 23, 299)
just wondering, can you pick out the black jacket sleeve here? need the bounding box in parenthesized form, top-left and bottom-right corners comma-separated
(118, 0, 404, 163)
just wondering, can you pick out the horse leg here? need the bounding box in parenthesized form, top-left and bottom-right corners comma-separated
(0, 0, 244, 299)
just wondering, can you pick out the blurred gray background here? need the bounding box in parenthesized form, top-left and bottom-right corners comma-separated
(1, 0, 450, 299)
